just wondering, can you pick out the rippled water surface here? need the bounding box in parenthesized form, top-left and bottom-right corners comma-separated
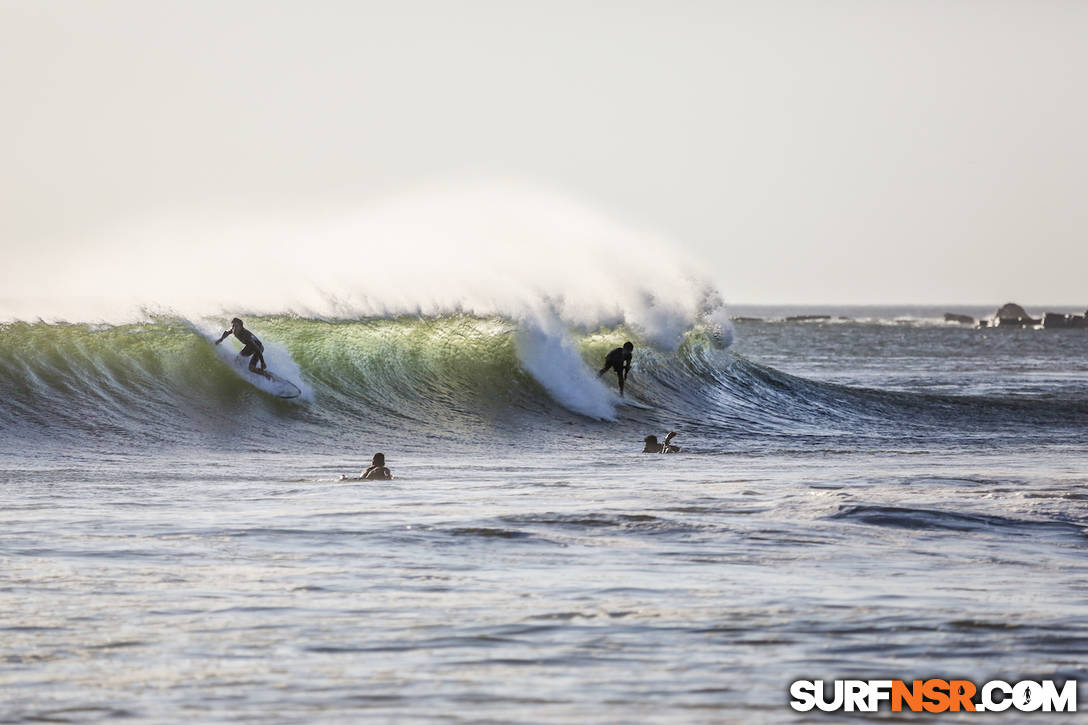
(3, 307, 1088, 722)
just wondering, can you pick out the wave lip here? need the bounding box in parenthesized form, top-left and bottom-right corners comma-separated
(515, 316, 617, 421)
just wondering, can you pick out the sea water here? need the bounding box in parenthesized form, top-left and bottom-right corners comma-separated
(2, 306, 1087, 723)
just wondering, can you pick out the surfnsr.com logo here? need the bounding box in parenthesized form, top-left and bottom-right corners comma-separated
(789, 679, 1077, 713)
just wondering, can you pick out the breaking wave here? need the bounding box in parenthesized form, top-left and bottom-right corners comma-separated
(3, 314, 1087, 454)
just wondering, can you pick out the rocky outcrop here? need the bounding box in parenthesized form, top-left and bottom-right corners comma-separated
(1043, 312, 1088, 329)
(785, 314, 831, 322)
(943, 313, 974, 325)
(995, 302, 1030, 319)
(992, 302, 1040, 328)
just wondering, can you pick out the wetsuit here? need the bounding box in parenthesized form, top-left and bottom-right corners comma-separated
(219, 325, 266, 371)
(234, 327, 264, 362)
(598, 346, 632, 395)
(600, 347, 631, 376)
(363, 465, 392, 481)
(644, 442, 681, 454)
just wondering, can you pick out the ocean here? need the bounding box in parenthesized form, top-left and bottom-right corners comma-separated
(2, 305, 1086, 723)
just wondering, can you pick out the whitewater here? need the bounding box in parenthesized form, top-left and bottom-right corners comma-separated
(2, 192, 1087, 722)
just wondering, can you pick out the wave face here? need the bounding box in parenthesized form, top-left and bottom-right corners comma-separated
(4, 314, 1087, 454)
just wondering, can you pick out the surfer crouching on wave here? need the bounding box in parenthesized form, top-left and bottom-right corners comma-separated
(215, 317, 270, 379)
(643, 431, 681, 454)
(598, 341, 634, 396)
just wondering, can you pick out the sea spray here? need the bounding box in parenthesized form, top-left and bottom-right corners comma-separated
(514, 309, 618, 421)
(1, 182, 726, 344)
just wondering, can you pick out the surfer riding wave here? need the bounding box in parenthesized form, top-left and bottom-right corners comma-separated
(215, 317, 270, 379)
(598, 341, 633, 396)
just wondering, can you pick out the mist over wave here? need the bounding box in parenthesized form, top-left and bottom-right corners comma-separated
(7, 183, 1087, 455)
(3, 182, 743, 425)
(3, 181, 731, 350)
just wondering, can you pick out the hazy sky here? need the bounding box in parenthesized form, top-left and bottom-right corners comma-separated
(3, 0, 1086, 305)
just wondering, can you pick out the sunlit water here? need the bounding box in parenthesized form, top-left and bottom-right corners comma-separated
(2, 306, 1087, 723)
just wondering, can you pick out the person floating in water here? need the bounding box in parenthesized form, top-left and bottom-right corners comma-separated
(361, 452, 392, 481)
(215, 317, 270, 379)
(598, 341, 634, 396)
(643, 431, 681, 453)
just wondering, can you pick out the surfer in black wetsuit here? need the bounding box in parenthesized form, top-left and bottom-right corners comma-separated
(643, 431, 681, 453)
(215, 317, 270, 379)
(598, 341, 633, 396)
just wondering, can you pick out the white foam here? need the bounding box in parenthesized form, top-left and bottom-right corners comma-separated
(515, 311, 617, 421)
(702, 303, 736, 349)
(199, 323, 313, 402)
(2, 179, 728, 351)
(257, 340, 313, 402)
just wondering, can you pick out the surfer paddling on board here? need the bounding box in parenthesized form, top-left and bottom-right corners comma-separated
(643, 431, 681, 453)
(338, 453, 393, 482)
(361, 452, 392, 481)
(598, 341, 633, 396)
(215, 318, 271, 379)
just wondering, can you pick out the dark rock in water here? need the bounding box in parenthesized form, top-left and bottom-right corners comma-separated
(944, 313, 975, 325)
(731, 316, 764, 322)
(785, 314, 831, 322)
(1042, 312, 1088, 329)
(992, 302, 1040, 328)
(995, 302, 1029, 319)
(996, 316, 1040, 328)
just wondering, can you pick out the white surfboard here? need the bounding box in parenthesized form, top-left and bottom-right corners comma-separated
(254, 370, 302, 399)
(211, 339, 302, 399)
